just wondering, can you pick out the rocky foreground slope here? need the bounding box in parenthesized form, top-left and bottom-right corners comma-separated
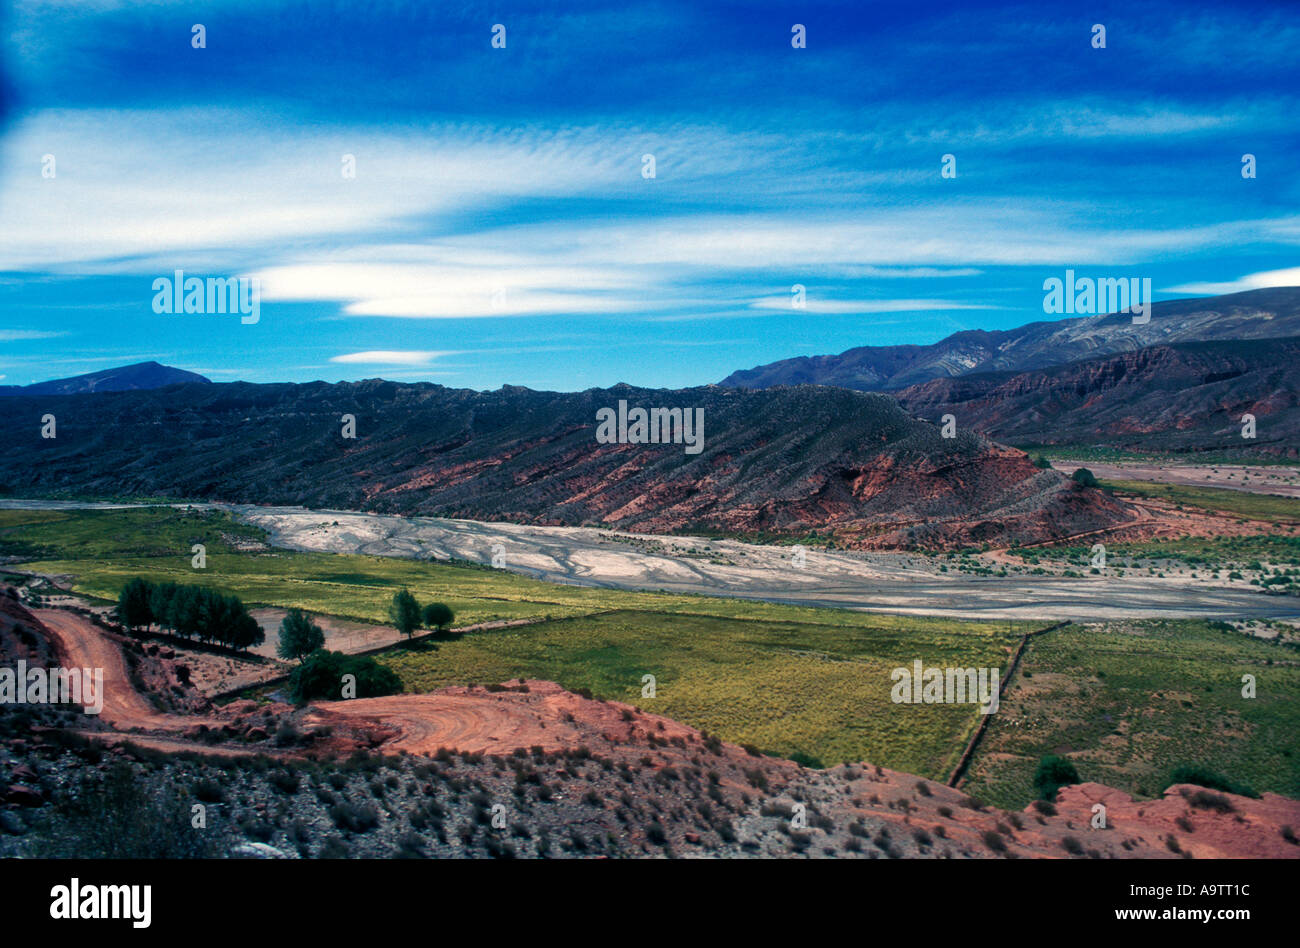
(0, 380, 1136, 549)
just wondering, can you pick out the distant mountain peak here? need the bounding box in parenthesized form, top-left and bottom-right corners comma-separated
(0, 362, 212, 397)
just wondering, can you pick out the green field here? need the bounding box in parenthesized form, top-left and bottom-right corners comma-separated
(382, 608, 1021, 777)
(964, 619, 1300, 808)
(1101, 478, 1300, 523)
(1016, 445, 1297, 467)
(1, 506, 1029, 776)
(1029, 534, 1300, 576)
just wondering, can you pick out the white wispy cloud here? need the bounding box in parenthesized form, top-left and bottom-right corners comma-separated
(255, 261, 650, 318)
(4, 107, 1299, 328)
(749, 297, 994, 314)
(0, 330, 66, 341)
(329, 350, 459, 365)
(1162, 266, 1300, 296)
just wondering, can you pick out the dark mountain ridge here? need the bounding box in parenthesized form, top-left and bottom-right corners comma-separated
(0, 379, 1135, 549)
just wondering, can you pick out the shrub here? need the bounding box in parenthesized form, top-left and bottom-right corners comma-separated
(329, 801, 380, 833)
(318, 837, 350, 858)
(1033, 755, 1080, 800)
(1187, 790, 1235, 813)
(421, 602, 455, 632)
(289, 650, 401, 703)
(273, 719, 303, 747)
(1165, 765, 1257, 799)
(268, 769, 301, 794)
(193, 776, 225, 803)
(43, 762, 216, 858)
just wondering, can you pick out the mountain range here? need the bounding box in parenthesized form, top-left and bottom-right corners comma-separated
(894, 335, 1300, 454)
(720, 287, 1300, 392)
(720, 287, 1300, 456)
(3, 286, 1294, 542)
(0, 381, 1132, 549)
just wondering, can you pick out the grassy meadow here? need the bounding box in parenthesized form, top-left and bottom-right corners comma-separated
(382, 608, 1022, 778)
(1100, 478, 1300, 523)
(963, 619, 1300, 808)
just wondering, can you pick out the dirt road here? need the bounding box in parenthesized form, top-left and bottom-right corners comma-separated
(306, 680, 698, 757)
(25, 608, 671, 761)
(32, 608, 193, 732)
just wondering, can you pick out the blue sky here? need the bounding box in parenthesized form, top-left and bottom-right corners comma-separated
(1, 0, 1297, 390)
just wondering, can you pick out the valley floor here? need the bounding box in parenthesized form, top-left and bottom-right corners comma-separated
(4, 498, 1298, 620)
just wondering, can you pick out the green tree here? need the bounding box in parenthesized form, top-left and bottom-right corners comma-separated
(388, 589, 421, 640)
(215, 592, 264, 651)
(150, 581, 180, 634)
(1072, 467, 1098, 488)
(115, 578, 155, 636)
(421, 601, 455, 633)
(288, 650, 401, 703)
(1033, 455, 1052, 469)
(228, 606, 265, 651)
(1033, 754, 1080, 800)
(172, 585, 204, 640)
(278, 608, 326, 662)
(139, 581, 263, 652)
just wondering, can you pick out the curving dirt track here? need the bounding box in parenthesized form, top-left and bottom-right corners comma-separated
(27, 607, 689, 761)
(305, 680, 696, 758)
(32, 608, 193, 732)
